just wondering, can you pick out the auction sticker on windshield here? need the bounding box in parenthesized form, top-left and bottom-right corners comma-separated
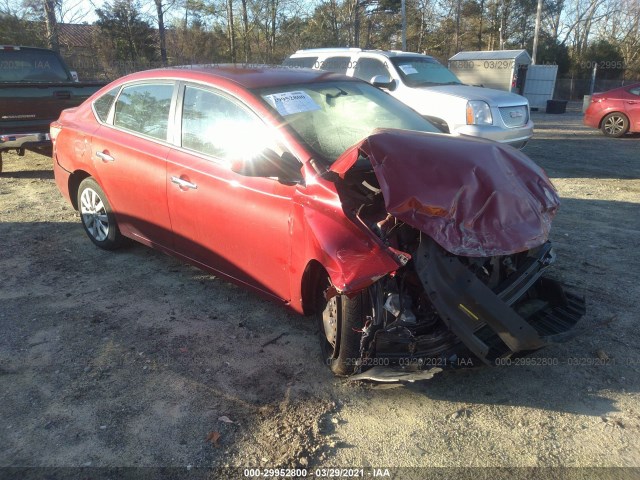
(398, 64, 418, 75)
(263, 91, 320, 116)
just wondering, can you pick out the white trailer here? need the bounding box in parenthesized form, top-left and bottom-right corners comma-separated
(449, 50, 532, 94)
(522, 64, 558, 109)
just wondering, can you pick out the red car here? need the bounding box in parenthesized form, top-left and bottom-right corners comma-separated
(584, 83, 640, 137)
(51, 66, 584, 377)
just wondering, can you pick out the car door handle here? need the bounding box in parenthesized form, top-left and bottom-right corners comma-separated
(627, 101, 637, 104)
(96, 151, 114, 162)
(171, 176, 198, 190)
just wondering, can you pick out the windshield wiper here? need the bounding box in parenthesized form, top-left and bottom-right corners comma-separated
(416, 81, 463, 87)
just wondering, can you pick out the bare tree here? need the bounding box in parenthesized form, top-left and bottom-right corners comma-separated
(44, 0, 59, 51)
(154, 0, 173, 65)
(266, 0, 279, 59)
(605, 0, 640, 77)
(477, 0, 485, 50)
(240, 0, 250, 62)
(56, 0, 91, 23)
(227, 0, 236, 62)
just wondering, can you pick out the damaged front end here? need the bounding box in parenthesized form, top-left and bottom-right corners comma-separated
(326, 129, 585, 373)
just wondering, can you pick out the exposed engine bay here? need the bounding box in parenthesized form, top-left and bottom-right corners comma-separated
(331, 141, 585, 371)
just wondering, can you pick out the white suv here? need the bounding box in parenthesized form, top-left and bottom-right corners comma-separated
(284, 48, 533, 149)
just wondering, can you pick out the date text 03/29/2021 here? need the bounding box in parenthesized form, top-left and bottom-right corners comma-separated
(243, 467, 391, 477)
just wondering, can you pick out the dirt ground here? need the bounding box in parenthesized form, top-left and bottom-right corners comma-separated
(1, 103, 639, 478)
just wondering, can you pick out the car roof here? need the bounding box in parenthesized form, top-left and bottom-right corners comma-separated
(292, 48, 434, 60)
(115, 64, 358, 89)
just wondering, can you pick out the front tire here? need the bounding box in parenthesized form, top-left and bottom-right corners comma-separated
(315, 277, 369, 376)
(77, 177, 123, 250)
(601, 112, 629, 137)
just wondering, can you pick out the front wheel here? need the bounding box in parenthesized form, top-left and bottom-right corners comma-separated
(601, 112, 629, 137)
(315, 277, 369, 376)
(77, 177, 124, 250)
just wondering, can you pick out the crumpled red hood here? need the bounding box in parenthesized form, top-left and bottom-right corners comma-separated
(330, 129, 560, 257)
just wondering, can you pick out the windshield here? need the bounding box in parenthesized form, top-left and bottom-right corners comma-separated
(390, 56, 462, 87)
(254, 81, 440, 163)
(0, 49, 70, 82)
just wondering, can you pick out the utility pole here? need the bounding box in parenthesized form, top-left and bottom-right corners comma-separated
(499, 0, 504, 50)
(401, 0, 407, 51)
(532, 0, 543, 64)
(589, 63, 598, 95)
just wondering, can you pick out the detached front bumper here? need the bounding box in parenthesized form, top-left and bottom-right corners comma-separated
(373, 240, 585, 365)
(0, 132, 51, 152)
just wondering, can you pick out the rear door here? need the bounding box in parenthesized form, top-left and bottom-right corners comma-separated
(352, 56, 392, 83)
(318, 56, 352, 74)
(91, 81, 176, 249)
(166, 83, 295, 301)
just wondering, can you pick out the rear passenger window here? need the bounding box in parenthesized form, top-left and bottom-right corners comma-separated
(93, 87, 120, 123)
(354, 58, 390, 83)
(113, 83, 173, 141)
(629, 87, 640, 96)
(283, 57, 318, 69)
(320, 57, 351, 74)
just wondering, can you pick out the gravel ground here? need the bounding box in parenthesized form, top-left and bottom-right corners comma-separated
(0, 103, 639, 479)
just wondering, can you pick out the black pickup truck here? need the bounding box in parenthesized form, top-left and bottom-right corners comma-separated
(0, 45, 105, 172)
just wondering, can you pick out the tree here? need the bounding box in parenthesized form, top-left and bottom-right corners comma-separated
(0, 1, 43, 46)
(154, 0, 175, 65)
(533, 33, 571, 74)
(576, 39, 625, 79)
(240, 0, 250, 62)
(43, 0, 59, 51)
(95, 0, 157, 63)
(603, 0, 640, 78)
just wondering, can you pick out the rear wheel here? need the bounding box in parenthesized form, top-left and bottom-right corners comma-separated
(601, 112, 629, 137)
(77, 178, 124, 250)
(315, 277, 369, 376)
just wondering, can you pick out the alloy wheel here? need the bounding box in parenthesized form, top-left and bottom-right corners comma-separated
(603, 115, 626, 136)
(80, 187, 109, 242)
(322, 296, 339, 354)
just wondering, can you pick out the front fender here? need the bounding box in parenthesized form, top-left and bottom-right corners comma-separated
(292, 180, 404, 304)
(306, 211, 402, 297)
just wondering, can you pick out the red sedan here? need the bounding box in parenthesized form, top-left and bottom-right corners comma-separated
(584, 83, 640, 137)
(51, 66, 584, 377)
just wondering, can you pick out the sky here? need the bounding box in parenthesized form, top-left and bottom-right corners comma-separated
(61, 0, 165, 26)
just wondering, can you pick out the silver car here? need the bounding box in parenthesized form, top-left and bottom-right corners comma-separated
(284, 48, 534, 149)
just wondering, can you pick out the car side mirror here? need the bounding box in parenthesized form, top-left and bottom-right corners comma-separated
(231, 149, 302, 182)
(371, 75, 396, 91)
